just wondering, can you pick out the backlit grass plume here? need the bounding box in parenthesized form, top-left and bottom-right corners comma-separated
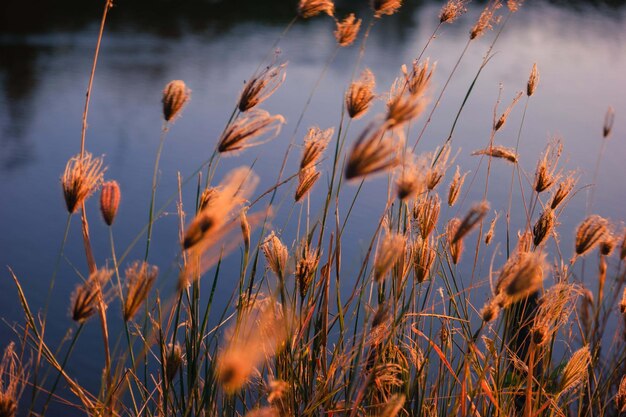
(238, 62, 287, 112)
(123, 261, 158, 322)
(218, 110, 285, 154)
(298, 0, 334, 18)
(334, 14, 361, 47)
(346, 69, 376, 119)
(345, 120, 401, 180)
(61, 152, 105, 214)
(162, 80, 190, 122)
(71, 268, 112, 323)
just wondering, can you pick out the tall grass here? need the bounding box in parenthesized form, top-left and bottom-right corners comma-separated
(2, 1, 626, 416)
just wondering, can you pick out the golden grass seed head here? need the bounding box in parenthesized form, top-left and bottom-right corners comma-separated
(446, 218, 464, 264)
(238, 63, 287, 112)
(0, 395, 16, 417)
(599, 230, 617, 256)
(412, 194, 440, 239)
(439, 0, 468, 24)
(240, 208, 251, 251)
(533, 209, 555, 247)
(218, 110, 285, 154)
(198, 187, 219, 212)
(471, 145, 518, 163)
(507, 0, 523, 12)
(380, 394, 406, 417)
(71, 268, 112, 323)
(575, 214, 609, 256)
(374, 232, 407, 283)
(559, 346, 591, 397)
(298, 0, 334, 18)
(123, 261, 158, 322)
(494, 251, 545, 307)
(99, 180, 120, 226)
(534, 137, 563, 193)
(395, 153, 425, 200)
(617, 376, 626, 413)
(426, 145, 453, 190)
(619, 287, 626, 315)
(401, 58, 435, 97)
(295, 242, 319, 299)
(550, 175, 576, 209)
(453, 201, 490, 244)
(484, 211, 499, 246)
(470, 1, 502, 40)
(61, 152, 105, 214)
(412, 236, 436, 283)
(448, 165, 467, 207)
(165, 343, 183, 383)
(262, 231, 289, 279)
(0, 343, 23, 417)
(494, 91, 523, 131)
(603, 105, 615, 138)
(532, 283, 582, 346)
(346, 69, 376, 119)
(300, 126, 333, 170)
(162, 80, 190, 122)
(480, 300, 500, 322)
(345, 120, 401, 180)
(516, 230, 533, 254)
(371, 0, 402, 18)
(386, 83, 428, 128)
(295, 166, 321, 202)
(334, 14, 361, 47)
(527, 63, 539, 96)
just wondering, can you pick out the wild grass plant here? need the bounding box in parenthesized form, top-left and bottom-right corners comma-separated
(2, 0, 626, 416)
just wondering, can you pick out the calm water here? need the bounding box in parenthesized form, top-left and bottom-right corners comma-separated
(1, 0, 625, 413)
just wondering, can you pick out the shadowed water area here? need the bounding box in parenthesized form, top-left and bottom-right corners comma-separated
(1, 0, 626, 415)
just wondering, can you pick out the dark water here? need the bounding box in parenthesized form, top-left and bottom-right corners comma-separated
(1, 0, 625, 414)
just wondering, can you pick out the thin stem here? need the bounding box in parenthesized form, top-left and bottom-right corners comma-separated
(145, 123, 169, 261)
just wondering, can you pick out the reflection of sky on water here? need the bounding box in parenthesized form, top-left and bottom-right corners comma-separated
(0, 2, 625, 411)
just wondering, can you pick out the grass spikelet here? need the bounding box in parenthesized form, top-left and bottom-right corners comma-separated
(533, 208, 555, 247)
(494, 251, 545, 307)
(298, 0, 334, 18)
(374, 232, 407, 283)
(599, 228, 616, 256)
(241, 208, 251, 251)
(99, 180, 120, 226)
(216, 300, 292, 393)
(199, 187, 219, 211)
(334, 14, 361, 47)
(481, 300, 500, 322)
(603, 105, 615, 138)
(574, 214, 608, 257)
(448, 165, 467, 207)
(484, 211, 499, 245)
(401, 58, 435, 97)
(439, 0, 468, 24)
(300, 126, 333, 170)
(61, 152, 105, 214)
(558, 346, 591, 397)
(0, 343, 25, 417)
(452, 201, 490, 244)
(517, 230, 533, 254)
(395, 153, 424, 200)
(71, 268, 112, 323)
(123, 261, 158, 322)
(470, 1, 502, 40)
(412, 236, 436, 283)
(238, 62, 287, 112)
(531, 282, 581, 345)
(550, 174, 576, 209)
(446, 218, 464, 264)
(295, 166, 321, 202)
(295, 240, 319, 299)
(262, 231, 289, 279)
(494, 91, 523, 131)
(346, 69, 376, 119)
(371, 0, 402, 18)
(426, 145, 453, 190)
(534, 137, 563, 193)
(616, 376, 626, 413)
(386, 80, 428, 128)
(162, 80, 190, 122)
(527, 63, 539, 96)
(218, 110, 285, 154)
(471, 145, 518, 163)
(164, 343, 182, 383)
(412, 194, 440, 239)
(345, 120, 401, 180)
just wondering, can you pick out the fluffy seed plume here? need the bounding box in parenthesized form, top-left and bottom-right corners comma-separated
(426, 145, 453, 190)
(386, 80, 428, 128)
(61, 152, 105, 214)
(262, 232, 289, 279)
(100, 180, 120, 226)
(162, 80, 190, 122)
(218, 110, 285, 154)
(71, 268, 112, 323)
(446, 218, 464, 264)
(494, 251, 545, 307)
(527, 63, 539, 96)
(471, 146, 518, 163)
(371, 0, 402, 18)
(534, 137, 563, 193)
(550, 175, 576, 209)
(238, 63, 287, 112)
(123, 261, 158, 322)
(599, 229, 616, 256)
(439, 0, 468, 24)
(401, 59, 435, 97)
(374, 232, 407, 283)
(533, 209, 556, 247)
(603, 105, 615, 138)
(0, 343, 25, 417)
(481, 301, 500, 322)
(412, 194, 440, 239)
(516, 230, 533, 254)
(295, 241, 320, 299)
(346, 69, 376, 119)
(395, 153, 425, 200)
(345, 120, 401, 180)
(558, 346, 591, 397)
(300, 127, 333, 170)
(575, 215, 609, 257)
(448, 166, 467, 207)
(295, 167, 321, 202)
(335, 14, 361, 47)
(199, 187, 218, 212)
(413, 236, 436, 283)
(470, 1, 502, 40)
(532, 283, 581, 345)
(297, 0, 334, 18)
(453, 201, 490, 244)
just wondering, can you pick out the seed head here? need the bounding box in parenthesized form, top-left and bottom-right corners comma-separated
(238, 63, 287, 112)
(559, 346, 591, 397)
(395, 153, 425, 200)
(374, 232, 407, 283)
(218, 110, 285, 154)
(346, 69, 376, 119)
(599, 229, 617, 256)
(439, 0, 468, 24)
(534, 137, 563, 193)
(575, 215, 608, 256)
(380, 394, 406, 417)
(298, 0, 334, 18)
(516, 230, 533, 254)
(481, 300, 500, 322)
(300, 127, 333, 170)
(386, 81, 428, 128)
(448, 166, 467, 207)
(71, 268, 112, 323)
(471, 145, 518, 163)
(452, 201, 490, 244)
(164, 343, 183, 383)
(295, 241, 320, 299)
(446, 218, 464, 264)
(295, 166, 321, 202)
(61, 152, 105, 214)
(371, 0, 402, 18)
(507, 0, 524, 12)
(199, 187, 219, 212)
(533, 209, 556, 247)
(470, 1, 502, 40)
(426, 145, 453, 190)
(0, 343, 24, 417)
(262, 232, 289, 279)
(162, 80, 190, 122)
(532, 283, 581, 346)
(123, 261, 158, 322)
(494, 91, 523, 131)
(412, 194, 440, 239)
(100, 180, 120, 226)
(240, 208, 251, 252)
(412, 236, 436, 283)
(401, 59, 435, 98)
(603, 106, 615, 138)
(334, 14, 361, 47)
(550, 175, 576, 209)
(616, 376, 626, 413)
(484, 211, 499, 246)
(527, 63, 539, 96)
(494, 252, 545, 307)
(345, 120, 401, 180)
(244, 407, 280, 417)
